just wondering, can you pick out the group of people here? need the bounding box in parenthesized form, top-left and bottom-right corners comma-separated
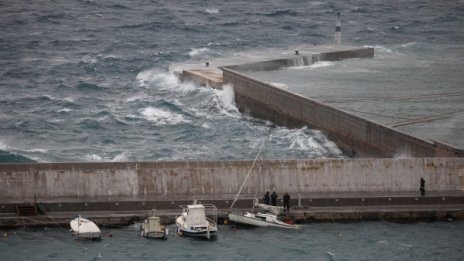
(258, 178, 427, 214)
(263, 191, 291, 213)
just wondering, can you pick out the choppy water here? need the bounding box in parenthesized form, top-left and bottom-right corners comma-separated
(1, 0, 462, 162)
(1, 222, 464, 260)
(1, 1, 464, 259)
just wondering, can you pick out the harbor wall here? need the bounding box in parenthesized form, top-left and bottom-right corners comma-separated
(1, 158, 463, 202)
(225, 48, 375, 73)
(222, 68, 464, 158)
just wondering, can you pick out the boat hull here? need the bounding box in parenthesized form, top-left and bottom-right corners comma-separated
(142, 231, 168, 239)
(70, 216, 102, 240)
(75, 232, 102, 240)
(177, 227, 217, 238)
(228, 213, 299, 229)
(176, 216, 217, 239)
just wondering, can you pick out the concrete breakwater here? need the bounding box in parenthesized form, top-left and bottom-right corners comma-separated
(222, 68, 463, 158)
(1, 158, 463, 227)
(177, 45, 463, 158)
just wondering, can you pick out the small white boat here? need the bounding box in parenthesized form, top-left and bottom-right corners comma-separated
(141, 214, 168, 239)
(70, 216, 101, 240)
(229, 212, 300, 229)
(176, 203, 218, 239)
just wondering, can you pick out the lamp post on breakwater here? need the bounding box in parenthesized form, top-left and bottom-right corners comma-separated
(333, 12, 341, 46)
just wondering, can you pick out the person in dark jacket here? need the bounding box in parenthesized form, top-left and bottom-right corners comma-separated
(271, 191, 278, 206)
(420, 177, 425, 196)
(283, 193, 290, 213)
(263, 191, 270, 205)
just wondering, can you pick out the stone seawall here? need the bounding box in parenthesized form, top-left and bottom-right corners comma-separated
(1, 159, 463, 201)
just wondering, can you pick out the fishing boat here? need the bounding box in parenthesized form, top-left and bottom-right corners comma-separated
(70, 215, 101, 240)
(176, 202, 218, 239)
(141, 211, 168, 239)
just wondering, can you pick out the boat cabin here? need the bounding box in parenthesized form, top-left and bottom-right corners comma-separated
(182, 205, 207, 229)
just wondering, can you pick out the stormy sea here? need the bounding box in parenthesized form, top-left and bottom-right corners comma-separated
(1, 0, 463, 260)
(1, 0, 462, 163)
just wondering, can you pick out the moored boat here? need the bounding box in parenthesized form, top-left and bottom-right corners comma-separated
(70, 215, 101, 240)
(176, 203, 218, 239)
(141, 212, 168, 239)
(229, 212, 300, 229)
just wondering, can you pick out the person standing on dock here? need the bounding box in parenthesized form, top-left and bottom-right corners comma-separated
(283, 192, 290, 213)
(271, 191, 278, 206)
(420, 177, 425, 196)
(263, 191, 270, 205)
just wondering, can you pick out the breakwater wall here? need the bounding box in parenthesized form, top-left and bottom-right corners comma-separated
(222, 68, 464, 158)
(225, 47, 375, 72)
(1, 158, 463, 202)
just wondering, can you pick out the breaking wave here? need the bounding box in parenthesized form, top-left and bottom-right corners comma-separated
(205, 8, 219, 14)
(289, 61, 334, 70)
(140, 107, 189, 125)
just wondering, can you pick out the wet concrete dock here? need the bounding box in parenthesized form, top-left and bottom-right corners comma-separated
(1, 158, 463, 227)
(2, 192, 463, 228)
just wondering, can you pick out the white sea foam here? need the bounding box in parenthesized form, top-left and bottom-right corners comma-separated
(400, 42, 417, 48)
(309, 61, 334, 69)
(0, 140, 8, 150)
(399, 243, 413, 248)
(188, 47, 211, 57)
(126, 93, 147, 102)
(84, 153, 103, 161)
(212, 84, 240, 118)
(272, 127, 343, 157)
(25, 148, 48, 153)
(270, 82, 288, 89)
(81, 55, 97, 64)
(169, 99, 182, 107)
(290, 61, 334, 70)
(102, 54, 119, 60)
(58, 108, 72, 113)
(111, 152, 128, 162)
(136, 70, 196, 93)
(289, 135, 323, 151)
(205, 8, 219, 14)
(201, 123, 211, 129)
(137, 70, 176, 88)
(364, 45, 393, 54)
(63, 97, 75, 103)
(140, 107, 189, 125)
